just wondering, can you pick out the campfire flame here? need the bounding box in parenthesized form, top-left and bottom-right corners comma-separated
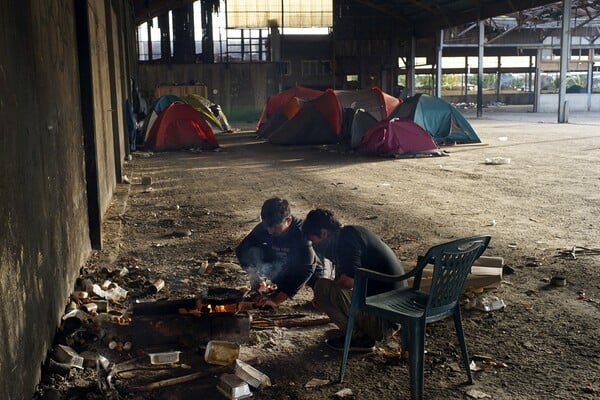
(205, 303, 238, 313)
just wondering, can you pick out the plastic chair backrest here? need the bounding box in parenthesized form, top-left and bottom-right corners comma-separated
(424, 236, 491, 318)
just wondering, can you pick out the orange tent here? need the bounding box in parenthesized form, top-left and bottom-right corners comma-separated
(256, 85, 323, 130)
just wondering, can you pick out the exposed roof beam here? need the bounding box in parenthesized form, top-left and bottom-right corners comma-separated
(487, 21, 521, 43)
(352, 0, 409, 24)
(413, 0, 559, 37)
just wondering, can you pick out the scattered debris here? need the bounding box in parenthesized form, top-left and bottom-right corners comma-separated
(550, 275, 567, 287)
(333, 388, 354, 398)
(484, 157, 511, 165)
(556, 246, 600, 260)
(204, 340, 240, 366)
(234, 359, 271, 389)
(217, 373, 252, 400)
(463, 294, 506, 312)
(148, 351, 181, 365)
(251, 314, 331, 329)
(466, 388, 492, 399)
(471, 355, 508, 368)
(304, 378, 329, 388)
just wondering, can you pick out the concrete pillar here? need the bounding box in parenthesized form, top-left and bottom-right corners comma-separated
(587, 48, 593, 111)
(270, 24, 281, 61)
(407, 36, 416, 96)
(477, 20, 484, 118)
(172, 4, 195, 63)
(496, 56, 501, 101)
(558, 0, 571, 123)
(464, 56, 469, 101)
(436, 29, 443, 98)
(534, 48, 542, 112)
(158, 13, 171, 61)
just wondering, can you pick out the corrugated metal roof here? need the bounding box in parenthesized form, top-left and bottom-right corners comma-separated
(133, 1, 597, 38)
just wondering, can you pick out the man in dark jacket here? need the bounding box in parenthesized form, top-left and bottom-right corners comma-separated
(301, 208, 407, 352)
(236, 197, 330, 308)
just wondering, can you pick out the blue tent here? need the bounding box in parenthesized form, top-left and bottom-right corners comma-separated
(390, 94, 481, 144)
(152, 94, 184, 113)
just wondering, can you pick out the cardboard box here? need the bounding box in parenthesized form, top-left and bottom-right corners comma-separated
(405, 256, 504, 291)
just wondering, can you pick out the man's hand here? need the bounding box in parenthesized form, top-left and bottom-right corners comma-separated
(253, 291, 289, 309)
(253, 295, 279, 309)
(335, 274, 354, 290)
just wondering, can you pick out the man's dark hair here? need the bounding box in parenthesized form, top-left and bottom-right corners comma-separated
(301, 209, 342, 237)
(261, 197, 290, 227)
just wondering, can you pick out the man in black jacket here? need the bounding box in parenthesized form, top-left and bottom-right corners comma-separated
(301, 208, 406, 352)
(236, 197, 329, 308)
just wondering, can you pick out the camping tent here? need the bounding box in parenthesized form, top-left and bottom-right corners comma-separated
(257, 85, 324, 131)
(358, 118, 441, 157)
(182, 94, 232, 132)
(144, 103, 219, 151)
(390, 94, 480, 144)
(140, 95, 185, 141)
(349, 109, 378, 148)
(256, 96, 304, 139)
(267, 90, 341, 145)
(262, 87, 401, 145)
(336, 87, 401, 121)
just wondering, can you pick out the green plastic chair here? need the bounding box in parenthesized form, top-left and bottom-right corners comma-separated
(339, 235, 492, 400)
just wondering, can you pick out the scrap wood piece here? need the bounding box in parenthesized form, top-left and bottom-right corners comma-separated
(472, 354, 508, 368)
(252, 314, 331, 328)
(556, 246, 600, 259)
(132, 365, 230, 391)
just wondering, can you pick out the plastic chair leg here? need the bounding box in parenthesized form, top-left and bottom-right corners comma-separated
(453, 310, 473, 384)
(408, 321, 426, 400)
(338, 309, 357, 382)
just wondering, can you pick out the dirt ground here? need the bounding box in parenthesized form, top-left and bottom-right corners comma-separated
(36, 109, 600, 400)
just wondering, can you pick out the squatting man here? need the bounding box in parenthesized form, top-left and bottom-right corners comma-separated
(236, 197, 332, 308)
(301, 208, 407, 352)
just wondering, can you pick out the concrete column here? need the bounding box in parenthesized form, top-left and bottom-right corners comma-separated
(477, 20, 484, 118)
(172, 4, 195, 63)
(436, 29, 443, 98)
(558, 0, 571, 123)
(464, 56, 469, 101)
(534, 48, 542, 112)
(587, 48, 593, 111)
(146, 21, 152, 60)
(158, 13, 171, 61)
(270, 25, 281, 61)
(496, 55, 501, 101)
(407, 36, 416, 96)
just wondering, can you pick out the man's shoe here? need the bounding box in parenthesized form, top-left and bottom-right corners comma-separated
(325, 335, 375, 353)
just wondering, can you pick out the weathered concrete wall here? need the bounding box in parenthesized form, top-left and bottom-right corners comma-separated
(443, 92, 534, 106)
(138, 63, 279, 121)
(0, 1, 91, 398)
(0, 0, 129, 397)
(539, 93, 600, 112)
(88, 1, 118, 217)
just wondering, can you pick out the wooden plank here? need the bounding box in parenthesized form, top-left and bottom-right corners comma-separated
(155, 85, 208, 99)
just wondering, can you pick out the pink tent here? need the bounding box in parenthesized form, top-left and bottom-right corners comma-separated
(359, 118, 441, 157)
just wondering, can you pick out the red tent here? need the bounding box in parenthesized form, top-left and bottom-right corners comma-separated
(359, 118, 441, 157)
(267, 90, 341, 145)
(145, 103, 219, 151)
(257, 85, 323, 130)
